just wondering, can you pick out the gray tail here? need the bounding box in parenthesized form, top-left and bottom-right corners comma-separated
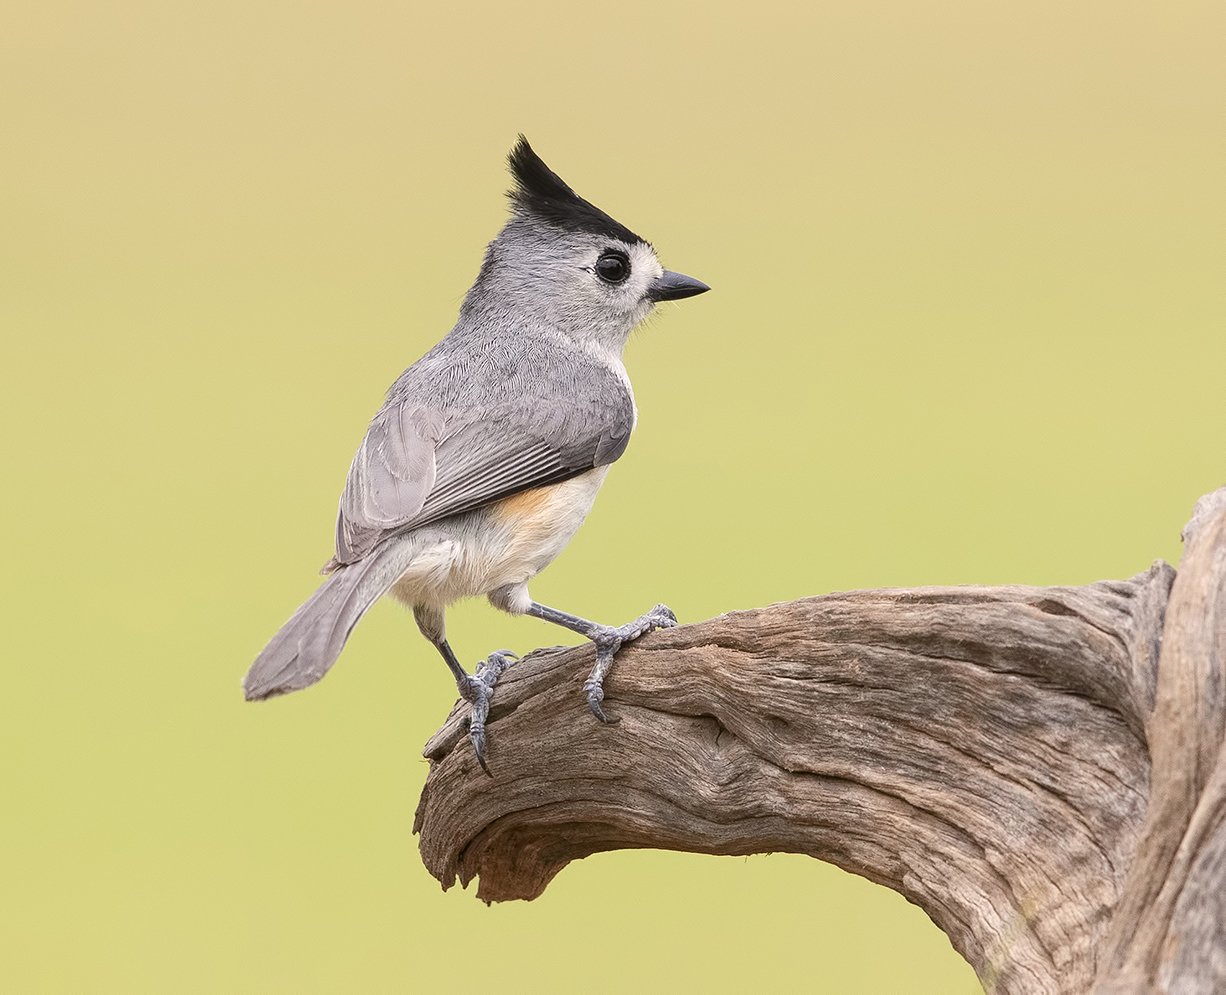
(243, 544, 410, 701)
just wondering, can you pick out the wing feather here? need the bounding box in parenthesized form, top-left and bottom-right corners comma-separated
(330, 370, 633, 567)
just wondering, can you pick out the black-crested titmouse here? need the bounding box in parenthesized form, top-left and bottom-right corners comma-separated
(243, 137, 709, 769)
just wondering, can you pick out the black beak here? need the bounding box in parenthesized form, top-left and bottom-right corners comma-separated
(646, 270, 710, 303)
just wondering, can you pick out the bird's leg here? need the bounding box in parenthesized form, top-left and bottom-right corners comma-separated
(455, 644, 517, 774)
(415, 605, 516, 774)
(432, 639, 517, 775)
(524, 601, 678, 722)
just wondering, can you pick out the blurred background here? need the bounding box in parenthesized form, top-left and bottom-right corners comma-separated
(3, 0, 1222, 990)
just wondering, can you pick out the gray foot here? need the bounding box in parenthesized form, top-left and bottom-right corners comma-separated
(584, 604, 678, 722)
(457, 649, 517, 774)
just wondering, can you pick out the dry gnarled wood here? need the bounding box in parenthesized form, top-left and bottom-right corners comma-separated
(413, 489, 1226, 994)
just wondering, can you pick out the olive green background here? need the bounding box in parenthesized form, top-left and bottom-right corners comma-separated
(3, 0, 1222, 991)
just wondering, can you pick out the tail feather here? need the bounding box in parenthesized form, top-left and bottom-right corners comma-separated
(243, 544, 411, 701)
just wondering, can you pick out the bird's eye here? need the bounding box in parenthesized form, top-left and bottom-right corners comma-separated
(594, 251, 630, 285)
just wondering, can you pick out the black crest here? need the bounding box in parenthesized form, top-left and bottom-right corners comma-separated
(506, 136, 645, 245)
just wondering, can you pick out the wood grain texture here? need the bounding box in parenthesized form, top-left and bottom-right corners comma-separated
(413, 489, 1226, 994)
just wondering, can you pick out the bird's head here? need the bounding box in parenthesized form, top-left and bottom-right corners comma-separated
(463, 136, 709, 351)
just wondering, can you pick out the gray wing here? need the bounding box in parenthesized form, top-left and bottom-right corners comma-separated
(332, 377, 633, 566)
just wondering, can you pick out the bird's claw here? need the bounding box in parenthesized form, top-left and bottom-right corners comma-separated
(459, 649, 517, 775)
(583, 603, 677, 722)
(643, 604, 678, 631)
(584, 678, 619, 724)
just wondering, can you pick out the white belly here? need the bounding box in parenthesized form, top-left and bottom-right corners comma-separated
(388, 467, 610, 610)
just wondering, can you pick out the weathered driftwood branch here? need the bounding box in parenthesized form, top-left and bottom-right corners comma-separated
(414, 489, 1226, 994)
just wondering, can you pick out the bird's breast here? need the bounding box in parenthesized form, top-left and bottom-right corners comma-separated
(388, 467, 611, 609)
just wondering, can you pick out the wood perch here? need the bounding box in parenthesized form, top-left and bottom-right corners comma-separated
(413, 489, 1226, 994)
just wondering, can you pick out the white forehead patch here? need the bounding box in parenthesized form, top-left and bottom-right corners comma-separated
(628, 241, 663, 281)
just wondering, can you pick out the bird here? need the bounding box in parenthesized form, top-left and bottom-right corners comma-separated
(243, 136, 709, 771)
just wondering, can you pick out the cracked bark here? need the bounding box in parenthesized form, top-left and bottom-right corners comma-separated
(413, 489, 1226, 994)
